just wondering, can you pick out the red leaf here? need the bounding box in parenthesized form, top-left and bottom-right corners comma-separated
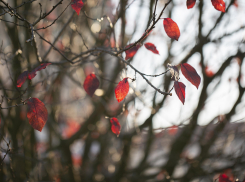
(211, 0, 226, 12)
(115, 78, 129, 102)
(28, 63, 52, 80)
(83, 73, 100, 97)
(125, 44, 141, 60)
(174, 81, 186, 105)
(168, 125, 178, 135)
(27, 98, 48, 132)
(233, 0, 238, 8)
(110, 117, 121, 135)
(181, 63, 201, 89)
(187, 0, 196, 9)
(219, 174, 231, 182)
(205, 67, 214, 77)
(71, 0, 84, 15)
(163, 18, 180, 41)
(62, 120, 81, 139)
(17, 71, 29, 87)
(144, 42, 159, 54)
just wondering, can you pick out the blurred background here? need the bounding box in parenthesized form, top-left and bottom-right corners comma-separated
(0, 0, 245, 181)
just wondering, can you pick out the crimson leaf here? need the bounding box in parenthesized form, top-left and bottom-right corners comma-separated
(115, 78, 129, 102)
(17, 71, 29, 88)
(28, 63, 52, 80)
(174, 81, 186, 105)
(187, 0, 196, 9)
(71, 0, 84, 15)
(219, 174, 231, 182)
(211, 0, 226, 12)
(83, 73, 100, 97)
(144, 42, 159, 54)
(27, 98, 48, 132)
(125, 44, 141, 60)
(110, 117, 121, 136)
(181, 63, 201, 89)
(163, 18, 180, 41)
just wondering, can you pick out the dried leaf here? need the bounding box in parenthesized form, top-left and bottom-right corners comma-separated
(110, 117, 121, 135)
(83, 73, 100, 97)
(174, 81, 186, 105)
(144, 42, 159, 54)
(125, 44, 141, 60)
(115, 78, 129, 102)
(181, 63, 201, 89)
(211, 0, 226, 12)
(163, 18, 180, 41)
(28, 63, 52, 80)
(187, 0, 196, 9)
(71, 0, 84, 15)
(17, 71, 29, 87)
(167, 63, 179, 81)
(27, 98, 48, 132)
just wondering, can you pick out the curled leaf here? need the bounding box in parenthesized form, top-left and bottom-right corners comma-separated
(125, 44, 141, 60)
(27, 98, 48, 132)
(17, 71, 29, 87)
(144, 43, 159, 54)
(174, 81, 186, 105)
(211, 0, 226, 12)
(163, 18, 180, 41)
(115, 78, 129, 102)
(187, 0, 196, 9)
(110, 117, 121, 135)
(181, 63, 201, 89)
(28, 63, 52, 80)
(167, 63, 179, 81)
(83, 74, 100, 97)
(71, 0, 84, 15)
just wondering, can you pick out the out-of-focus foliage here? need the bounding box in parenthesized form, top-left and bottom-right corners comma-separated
(0, 0, 245, 182)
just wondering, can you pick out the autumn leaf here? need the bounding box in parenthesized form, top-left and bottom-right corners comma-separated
(125, 44, 141, 60)
(233, 0, 238, 8)
(144, 42, 159, 54)
(71, 0, 84, 15)
(115, 78, 129, 102)
(163, 18, 180, 41)
(174, 81, 186, 105)
(181, 63, 201, 89)
(168, 125, 178, 135)
(17, 71, 29, 87)
(62, 120, 81, 139)
(27, 98, 48, 132)
(205, 67, 214, 77)
(219, 174, 231, 182)
(187, 0, 196, 9)
(167, 63, 179, 81)
(83, 73, 100, 97)
(110, 117, 121, 135)
(28, 63, 52, 80)
(211, 0, 226, 12)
